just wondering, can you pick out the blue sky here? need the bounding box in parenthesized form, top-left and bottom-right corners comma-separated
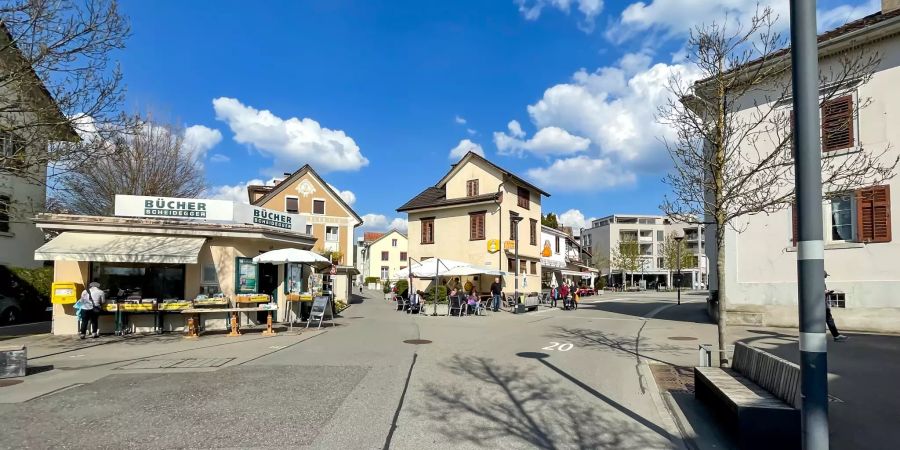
(116, 0, 880, 233)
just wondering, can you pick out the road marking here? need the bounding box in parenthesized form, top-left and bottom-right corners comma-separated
(590, 298, 624, 304)
(542, 342, 574, 352)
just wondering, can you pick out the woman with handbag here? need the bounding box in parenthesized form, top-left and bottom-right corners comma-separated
(78, 281, 105, 339)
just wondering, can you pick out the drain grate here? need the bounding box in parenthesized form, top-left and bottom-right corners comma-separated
(403, 339, 432, 345)
(117, 358, 234, 369)
(649, 364, 695, 393)
(668, 336, 698, 341)
(0, 379, 24, 388)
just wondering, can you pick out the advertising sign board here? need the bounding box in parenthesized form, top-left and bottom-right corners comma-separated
(114, 195, 307, 233)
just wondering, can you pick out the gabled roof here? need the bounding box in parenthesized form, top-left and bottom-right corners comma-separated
(437, 151, 550, 197)
(396, 186, 501, 212)
(0, 22, 79, 142)
(366, 228, 408, 246)
(251, 164, 363, 225)
(363, 231, 385, 243)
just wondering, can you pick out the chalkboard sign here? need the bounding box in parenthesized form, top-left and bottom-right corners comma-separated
(306, 296, 332, 329)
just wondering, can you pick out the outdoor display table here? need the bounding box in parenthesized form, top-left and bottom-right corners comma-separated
(103, 302, 192, 335)
(181, 307, 276, 338)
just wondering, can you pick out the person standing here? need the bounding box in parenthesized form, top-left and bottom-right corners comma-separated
(560, 282, 570, 309)
(490, 277, 503, 312)
(824, 272, 848, 341)
(79, 281, 105, 339)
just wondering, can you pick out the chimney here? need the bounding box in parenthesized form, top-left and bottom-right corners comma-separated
(885, 0, 900, 13)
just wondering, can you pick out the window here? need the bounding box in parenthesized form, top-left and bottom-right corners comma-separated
(508, 258, 516, 273)
(657, 257, 664, 269)
(520, 259, 527, 274)
(392, 239, 398, 247)
(517, 187, 530, 209)
(0, 132, 23, 157)
(530, 261, 537, 275)
(0, 195, 9, 234)
(91, 262, 186, 300)
(201, 264, 218, 285)
(326, 226, 339, 242)
(313, 199, 325, 215)
(380, 266, 389, 280)
(827, 291, 846, 308)
(657, 230, 664, 241)
(381, 251, 389, 261)
(830, 194, 855, 241)
(285, 197, 299, 214)
(555, 236, 560, 254)
(421, 218, 435, 244)
(466, 179, 479, 197)
(821, 95, 854, 152)
(470, 211, 485, 241)
(400, 252, 407, 261)
(529, 219, 537, 246)
(510, 216, 518, 240)
(857, 185, 892, 243)
(305, 224, 313, 235)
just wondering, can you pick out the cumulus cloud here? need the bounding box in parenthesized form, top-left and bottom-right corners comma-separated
(494, 123, 590, 157)
(455, 115, 467, 125)
(557, 208, 595, 234)
(527, 156, 636, 191)
(449, 139, 485, 159)
(467, 128, 477, 136)
(328, 183, 356, 206)
(209, 153, 230, 163)
(208, 179, 265, 204)
(183, 125, 222, 159)
(212, 97, 368, 174)
(360, 213, 409, 232)
(516, 0, 604, 32)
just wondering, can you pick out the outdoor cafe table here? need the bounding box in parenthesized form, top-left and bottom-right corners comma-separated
(181, 307, 277, 338)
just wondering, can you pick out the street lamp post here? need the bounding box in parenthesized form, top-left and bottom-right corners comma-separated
(511, 214, 523, 313)
(673, 229, 685, 306)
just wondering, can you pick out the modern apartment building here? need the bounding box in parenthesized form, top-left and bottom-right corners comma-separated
(357, 229, 408, 282)
(581, 214, 707, 289)
(705, 2, 900, 333)
(247, 165, 362, 302)
(397, 151, 548, 293)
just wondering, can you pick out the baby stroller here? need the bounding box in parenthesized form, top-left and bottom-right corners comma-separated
(563, 294, 578, 310)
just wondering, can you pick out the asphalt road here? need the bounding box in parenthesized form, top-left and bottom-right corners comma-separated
(0, 290, 714, 449)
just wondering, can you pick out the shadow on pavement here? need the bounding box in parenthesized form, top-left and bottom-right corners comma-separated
(583, 301, 713, 325)
(417, 354, 673, 449)
(549, 327, 685, 366)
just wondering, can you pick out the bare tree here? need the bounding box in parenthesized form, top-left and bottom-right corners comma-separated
(660, 7, 897, 365)
(55, 116, 206, 215)
(0, 0, 131, 216)
(660, 232, 695, 288)
(610, 239, 641, 288)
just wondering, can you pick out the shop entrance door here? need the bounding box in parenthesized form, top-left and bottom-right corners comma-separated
(258, 263, 279, 322)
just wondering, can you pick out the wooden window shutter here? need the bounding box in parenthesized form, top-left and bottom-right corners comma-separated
(791, 203, 799, 246)
(857, 185, 892, 243)
(821, 96, 854, 152)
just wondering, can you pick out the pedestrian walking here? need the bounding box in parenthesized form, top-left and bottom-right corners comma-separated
(78, 281, 105, 339)
(490, 277, 503, 312)
(560, 283, 569, 309)
(824, 272, 848, 342)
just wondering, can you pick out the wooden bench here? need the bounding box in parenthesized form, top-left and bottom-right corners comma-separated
(694, 342, 800, 449)
(0, 345, 26, 378)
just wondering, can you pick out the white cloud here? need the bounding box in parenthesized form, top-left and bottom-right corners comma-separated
(449, 139, 485, 159)
(507, 120, 525, 138)
(516, 0, 604, 32)
(328, 183, 356, 206)
(183, 125, 222, 159)
(207, 179, 264, 204)
(209, 153, 230, 163)
(467, 128, 477, 136)
(610, 0, 878, 42)
(557, 209, 595, 234)
(494, 124, 591, 157)
(455, 115, 467, 125)
(360, 213, 408, 232)
(527, 156, 636, 191)
(212, 97, 368, 174)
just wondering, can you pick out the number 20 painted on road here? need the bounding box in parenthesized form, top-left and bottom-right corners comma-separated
(542, 342, 574, 352)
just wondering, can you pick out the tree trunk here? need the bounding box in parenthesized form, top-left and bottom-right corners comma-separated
(715, 227, 728, 366)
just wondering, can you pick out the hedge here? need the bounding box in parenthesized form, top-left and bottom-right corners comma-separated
(364, 276, 380, 284)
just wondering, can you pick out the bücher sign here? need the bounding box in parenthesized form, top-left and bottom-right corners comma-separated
(114, 195, 307, 233)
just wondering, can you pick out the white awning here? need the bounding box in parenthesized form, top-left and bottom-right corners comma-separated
(35, 232, 206, 264)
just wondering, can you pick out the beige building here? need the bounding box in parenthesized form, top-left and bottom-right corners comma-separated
(397, 151, 548, 294)
(582, 214, 707, 289)
(248, 165, 363, 301)
(0, 24, 79, 268)
(706, 2, 900, 332)
(358, 229, 408, 282)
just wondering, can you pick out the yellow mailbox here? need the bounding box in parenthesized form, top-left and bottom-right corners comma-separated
(51, 282, 83, 304)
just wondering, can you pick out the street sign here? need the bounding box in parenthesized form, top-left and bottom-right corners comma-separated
(504, 240, 516, 250)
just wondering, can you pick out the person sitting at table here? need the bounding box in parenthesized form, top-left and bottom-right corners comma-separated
(466, 288, 480, 315)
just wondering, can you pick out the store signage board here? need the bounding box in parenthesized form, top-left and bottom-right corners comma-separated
(306, 296, 333, 329)
(114, 195, 306, 233)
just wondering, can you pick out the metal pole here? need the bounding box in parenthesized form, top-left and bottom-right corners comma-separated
(433, 258, 440, 316)
(790, 1, 829, 448)
(677, 244, 682, 305)
(514, 222, 519, 312)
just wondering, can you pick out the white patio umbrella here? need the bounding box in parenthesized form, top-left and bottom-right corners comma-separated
(549, 272, 559, 289)
(443, 264, 505, 277)
(253, 248, 331, 328)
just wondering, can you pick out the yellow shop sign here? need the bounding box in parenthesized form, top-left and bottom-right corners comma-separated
(487, 239, 500, 253)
